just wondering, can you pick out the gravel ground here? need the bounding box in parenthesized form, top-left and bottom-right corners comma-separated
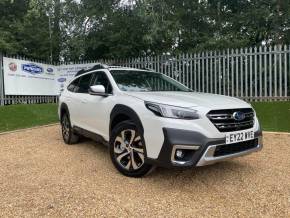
(0, 125, 289, 217)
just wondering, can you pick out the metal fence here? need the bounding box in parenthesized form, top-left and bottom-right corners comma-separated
(118, 45, 290, 102)
(0, 44, 290, 106)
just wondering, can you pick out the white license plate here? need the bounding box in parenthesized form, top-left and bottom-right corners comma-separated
(226, 130, 254, 144)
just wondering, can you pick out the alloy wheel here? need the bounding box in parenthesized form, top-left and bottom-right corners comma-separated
(113, 129, 145, 171)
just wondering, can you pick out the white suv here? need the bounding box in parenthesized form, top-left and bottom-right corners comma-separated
(58, 64, 263, 177)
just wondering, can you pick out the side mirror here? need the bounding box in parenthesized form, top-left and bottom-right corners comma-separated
(89, 85, 108, 96)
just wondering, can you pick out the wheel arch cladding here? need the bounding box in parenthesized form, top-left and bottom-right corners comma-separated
(110, 104, 144, 137)
(60, 103, 69, 120)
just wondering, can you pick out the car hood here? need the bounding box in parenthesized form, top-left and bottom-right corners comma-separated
(124, 91, 251, 109)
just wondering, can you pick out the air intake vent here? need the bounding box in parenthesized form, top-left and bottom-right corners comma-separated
(207, 108, 254, 132)
(214, 139, 258, 157)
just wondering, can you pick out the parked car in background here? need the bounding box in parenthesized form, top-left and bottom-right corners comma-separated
(58, 64, 263, 177)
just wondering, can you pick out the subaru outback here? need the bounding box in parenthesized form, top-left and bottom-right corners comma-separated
(58, 64, 263, 177)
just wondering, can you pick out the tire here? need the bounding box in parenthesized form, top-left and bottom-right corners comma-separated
(109, 121, 153, 177)
(61, 113, 79, 144)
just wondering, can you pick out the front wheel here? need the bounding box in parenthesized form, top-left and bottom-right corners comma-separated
(109, 121, 153, 177)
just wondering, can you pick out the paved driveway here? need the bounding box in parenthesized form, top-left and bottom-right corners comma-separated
(0, 125, 289, 217)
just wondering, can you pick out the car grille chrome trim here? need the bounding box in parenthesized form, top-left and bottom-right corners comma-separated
(207, 108, 254, 132)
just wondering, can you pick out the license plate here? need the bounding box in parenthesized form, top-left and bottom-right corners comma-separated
(226, 130, 254, 144)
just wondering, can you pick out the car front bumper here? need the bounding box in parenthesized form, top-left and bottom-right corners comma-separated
(146, 128, 263, 168)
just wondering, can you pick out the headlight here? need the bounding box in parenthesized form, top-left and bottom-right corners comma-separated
(145, 102, 199, 120)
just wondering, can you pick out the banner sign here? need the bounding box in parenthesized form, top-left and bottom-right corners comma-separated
(3, 57, 56, 95)
(3, 57, 99, 96)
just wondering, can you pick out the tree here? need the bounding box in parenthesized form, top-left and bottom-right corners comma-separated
(14, 0, 52, 60)
(1, 0, 290, 61)
(0, 0, 30, 54)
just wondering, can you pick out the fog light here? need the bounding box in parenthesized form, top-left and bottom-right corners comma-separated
(175, 149, 185, 159)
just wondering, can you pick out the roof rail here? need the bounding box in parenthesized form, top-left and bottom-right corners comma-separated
(75, 64, 108, 77)
(108, 66, 154, 71)
(108, 66, 124, 68)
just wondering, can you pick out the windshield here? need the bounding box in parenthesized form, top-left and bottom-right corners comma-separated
(110, 70, 191, 92)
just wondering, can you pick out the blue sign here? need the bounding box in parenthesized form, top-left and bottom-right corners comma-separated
(22, 63, 43, 74)
(47, 68, 54, 73)
(58, 78, 66, 83)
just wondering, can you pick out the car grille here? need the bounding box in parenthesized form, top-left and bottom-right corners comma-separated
(214, 139, 258, 157)
(207, 108, 254, 132)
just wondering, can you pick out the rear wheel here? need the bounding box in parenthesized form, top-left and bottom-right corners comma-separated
(109, 121, 153, 177)
(61, 113, 79, 144)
